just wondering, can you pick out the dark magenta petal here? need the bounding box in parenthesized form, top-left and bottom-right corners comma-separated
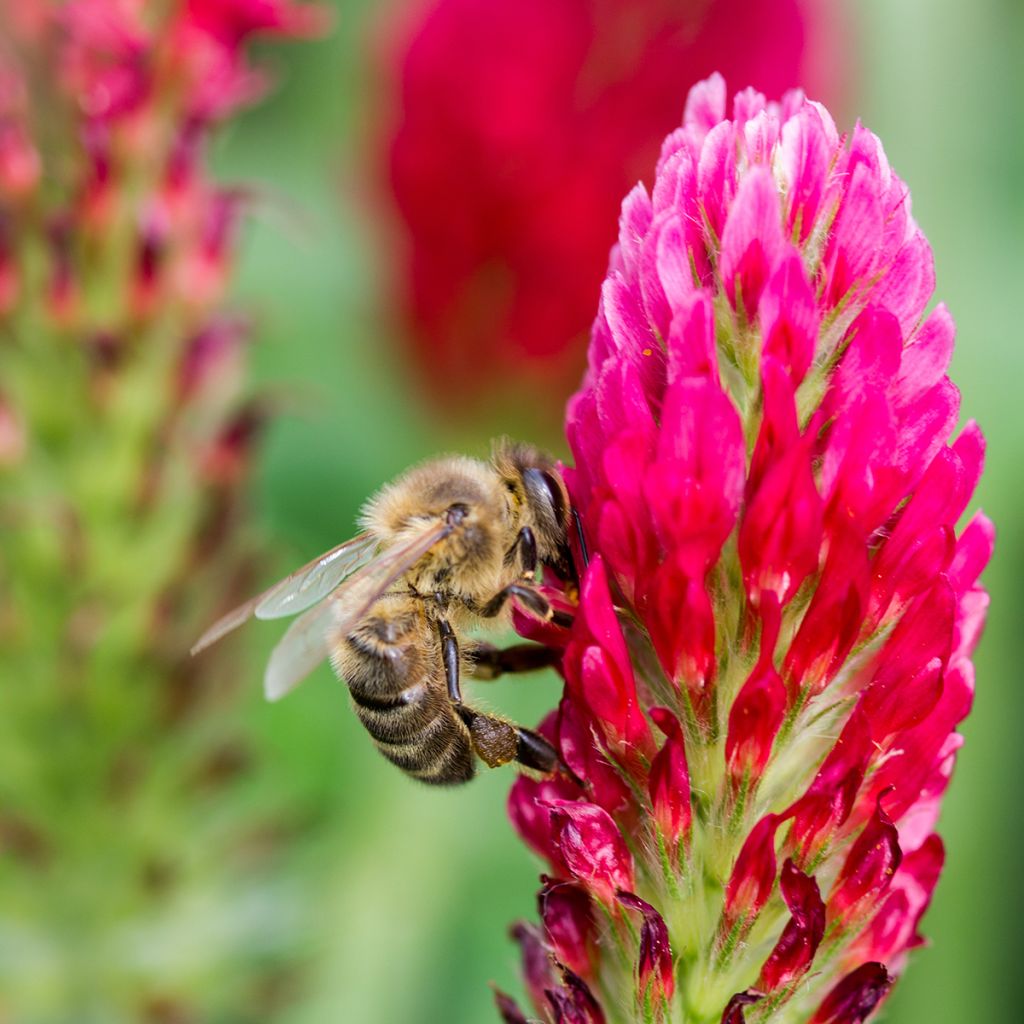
(648, 707, 693, 845)
(783, 709, 873, 866)
(757, 860, 826, 991)
(545, 800, 635, 905)
(546, 966, 607, 1024)
(829, 794, 903, 927)
(493, 988, 530, 1024)
(617, 890, 675, 1004)
(511, 921, 558, 1017)
(810, 963, 891, 1023)
(726, 656, 786, 786)
(724, 813, 780, 924)
(721, 991, 764, 1024)
(540, 876, 595, 979)
(849, 834, 944, 966)
(508, 772, 579, 876)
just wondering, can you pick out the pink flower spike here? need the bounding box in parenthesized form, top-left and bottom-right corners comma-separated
(509, 72, 990, 1021)
(545, 800, 635, 906)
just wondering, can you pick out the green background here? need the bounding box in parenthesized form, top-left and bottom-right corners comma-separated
(210, 1, 1022, 1020)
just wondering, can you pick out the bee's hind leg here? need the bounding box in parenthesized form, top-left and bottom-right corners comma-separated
(455, 705, 565, 777)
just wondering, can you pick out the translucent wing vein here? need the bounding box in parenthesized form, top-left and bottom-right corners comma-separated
(190, 533, 378, 655)
(263, 521, 452, 701)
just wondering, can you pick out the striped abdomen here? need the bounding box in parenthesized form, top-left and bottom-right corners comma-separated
(335, 601, 475, 785)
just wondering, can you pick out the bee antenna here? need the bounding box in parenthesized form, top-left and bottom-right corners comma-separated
(572, 507, 590, 568)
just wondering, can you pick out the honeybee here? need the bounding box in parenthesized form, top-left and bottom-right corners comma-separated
(191, 440, 580, 785)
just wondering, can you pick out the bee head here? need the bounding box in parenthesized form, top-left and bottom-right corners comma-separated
(492, 439, 570, 562)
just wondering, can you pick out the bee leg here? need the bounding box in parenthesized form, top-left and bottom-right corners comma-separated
(516, 526, 538, 580)
(513, 725, 566, 776)
(479, 583, 574, 628)
(437, 616, 462, 702)
(455, 705, 565, 777)
(480, 582, 542, 619)
(468, 642, 561, 680)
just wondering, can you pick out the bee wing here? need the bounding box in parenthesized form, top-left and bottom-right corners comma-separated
(254, 533, 379, 620)
(190, 533, 379, 656)
(263, 519, 452, 702)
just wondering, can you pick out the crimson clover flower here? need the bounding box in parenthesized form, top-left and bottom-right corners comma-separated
(383, 0, 845, 413)
(503, 74, 991, 1024)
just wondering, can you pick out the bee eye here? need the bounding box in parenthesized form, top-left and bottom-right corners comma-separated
(524, 468, 567, 527)
(541, 472, 568, 526)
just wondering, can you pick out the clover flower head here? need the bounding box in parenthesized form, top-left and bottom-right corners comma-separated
(504, 73, 991, 1024)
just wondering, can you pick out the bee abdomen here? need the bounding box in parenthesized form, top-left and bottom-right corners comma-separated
(350, 684, 475, 785)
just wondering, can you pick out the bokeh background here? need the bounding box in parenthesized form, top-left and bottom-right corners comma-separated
(2, 0, 1020, 1021)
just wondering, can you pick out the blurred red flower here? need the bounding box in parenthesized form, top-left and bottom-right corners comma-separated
(382, 0, 848, 413)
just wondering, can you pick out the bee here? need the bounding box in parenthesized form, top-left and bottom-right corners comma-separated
(191, 440, 581, 785)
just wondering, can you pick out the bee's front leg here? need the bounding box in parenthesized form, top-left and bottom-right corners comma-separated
(515, 526, 537, 580)
(478, 583, 574, 628)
